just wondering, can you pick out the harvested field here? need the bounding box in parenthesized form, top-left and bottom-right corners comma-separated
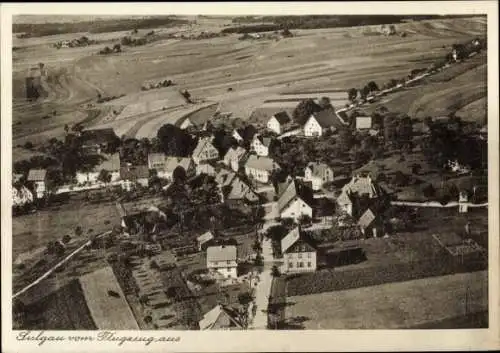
(12, 16, 487, 145)
(79, 266, 139, 330)
(285, 271, 487, 329)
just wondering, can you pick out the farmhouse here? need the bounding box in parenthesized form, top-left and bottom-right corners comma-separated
(251, 135, 272, 157)
(164, 156, 196, 181)
(337, 174, 382, 217)
(76, 153, 121, 185)
(281, 227, 317, 273)
(199, 304, 244, 330)
(304, 162, 334, 191)
(192, 137, 219, 165)
(355, 116, 373, 130)
(120, 164, 149, 190)
(27, 168, 47, 198)
(267, 111, 292, 135)
(79, 128, 119, 155)
(277, 179, 314, 221)
(303, 108, 339, 137)
(244, 155, 280, 184)
(232, 125, 257, 144)
(206, 245, 238, 279)
(197, 231, 215, 251)
(223, 146, 248, 172)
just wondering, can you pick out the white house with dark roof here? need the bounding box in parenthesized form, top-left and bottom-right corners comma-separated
(223, 146, 248, 172)
(277, 179, 314, 221)
(27, 169, 47, 198)
(304, 162, 334, 191)
(76, 153, 121, 185)
(244, 155, 280, 184)
(192, 137, 219, 165)
(281, 227, 317, 273)
(251, 135, 272, 157)
(267, 111, 292, 135)
(206, 245, 238, 278)
(120, 164, 149, 190)
(303, 108, 339, 137)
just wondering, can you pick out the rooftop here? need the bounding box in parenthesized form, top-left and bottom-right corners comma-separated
(245, 155, 279, 171)
(311, 107, 340, 129)
(272, 111, 292, 125)
(277, 179, 314, 212)
(206, 245, 237, 262)
(120, 165, 149, 180)
(80, 128, 118, 146)
(27, 168, 47, 181)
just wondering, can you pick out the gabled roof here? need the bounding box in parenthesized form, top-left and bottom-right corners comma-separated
(95, 153, 121, 172)
(80, 128, 118, 145)
(197, 231, 215, 244)
(253, 134, 272, 147)
(206, 245, 237, 262)
(27, 168, 47, 181)
(175, 116, 193, 128)
(165, 156, 193, 173)
(226, 177, 258, 201)
(224, 146, 247, 162)
(192, 137, 218, 159)
(245, 155, 279, 172)
(120, 165, 149, 180)
(310, 108, 339, 129)
(277, 179, 314, 212)
(199, 304, 244, 330)
(281, 227, 316, 253)
(235, 125, 258, 142)
(271, 111, 291, 125)
(342, 175, 381, 198)
(306, 162, 332, 178)
(336, 190, 352, 205)
(357, 208, 376, 229)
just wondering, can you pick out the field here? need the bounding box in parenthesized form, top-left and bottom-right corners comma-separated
(12, 16, 487, 148)
(79, 266, 139, 329)
(285, 271, 488, 329)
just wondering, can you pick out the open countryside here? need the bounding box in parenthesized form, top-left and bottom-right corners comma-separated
(12, 13, 488, 331)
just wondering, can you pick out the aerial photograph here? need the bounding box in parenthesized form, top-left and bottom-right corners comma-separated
(11, 13, 488, 331)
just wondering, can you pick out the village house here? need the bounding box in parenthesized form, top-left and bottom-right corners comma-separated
(199, 304, 244, 330)
(12, 184, 34, 207)
(27, 168, 47, 198)
(277, 179, 314, 221)
(232, 125, 258, 144)
(197, 231, 215, 251)
(267, 111, 292, 135)
(148, 153, 167, 176)
(192, 137, 219, 165)
(120, 164, 149, 191)
(215, 169, 238, 202)
(355, 116, 373, 130)
(164, 156, 196, 181)
(281, 227, 317, 273)
(216, 169, 259, 205)
(76, 153, 121, 185)
(223, 146, 248, 172)
(244, 155, 280, 184)
(206, 245, 238, 279)
(251, 135, 272, 157)
(79, 128, 119, 155)
(303, 108, 339, 137)
(336, 174, 382, 217)
(196, 162, 217, 177)
(176, 116, 194, 130)
(304, 162, 334, 191)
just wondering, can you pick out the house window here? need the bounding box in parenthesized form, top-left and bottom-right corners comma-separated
(227, 260, 231, 265)
(308, 252, 312, 258)
(307, 262, 312, 267)
(289, 262, 293, 268)
(298, 253, 302, 259)
(298, 262, 304, 268)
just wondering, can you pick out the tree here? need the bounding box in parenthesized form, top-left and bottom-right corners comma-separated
(172, 166, 187, 184)
(318, 96, 332, 110)
(238, 292, 253, 306)
(113, 43, 122, 53)
(367, 81, 379, 93)
(75, 226, 83, 236)
(271, 265, 281, 277)
(292, 99, 321, 125)
(411, 163, 422, 175)
(252, 239, 262, 253)
(157, 123, 195, 156)
(62, 234, 71, 244)
(254, 253, 264, 266)
(347, 88, 358, 102)
(360, 85, 370, 100)
(422, 183, 436, 198)
(392, 171, 410, 187)
(98, 169, 112, 186)
(24, 141, 34, 150)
